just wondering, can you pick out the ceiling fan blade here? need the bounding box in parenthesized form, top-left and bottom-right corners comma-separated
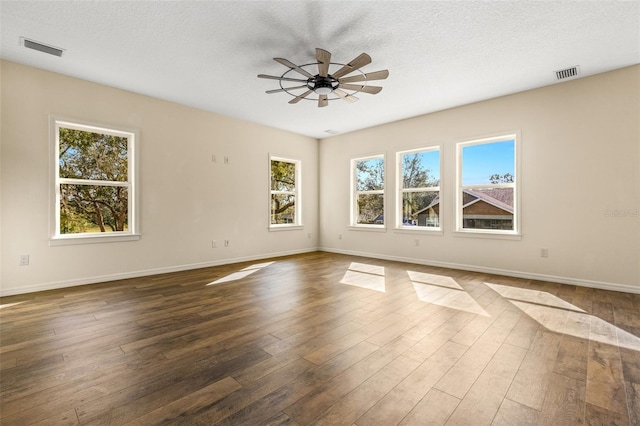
(273, 58, 315, 79)
(339, 83, 383, 94)
(266, 85, 308, 94)
(316, 48, 331, 77)
(318, 94, 328, 107)
(331, 53, 372, 79)
(338, 70, 389, 84)
(258, 74, 309, 83)
(333, 89, 359, 104)
(289, 90, 313, 104)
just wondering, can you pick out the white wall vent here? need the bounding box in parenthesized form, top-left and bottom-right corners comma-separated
(555, 66, 579, 80)
(21, 37, 65, 57)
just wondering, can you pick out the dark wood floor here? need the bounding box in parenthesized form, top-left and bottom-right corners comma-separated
(1, 251, 639, 425)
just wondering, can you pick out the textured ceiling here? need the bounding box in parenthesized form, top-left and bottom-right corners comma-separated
(1, 1, 639, 139)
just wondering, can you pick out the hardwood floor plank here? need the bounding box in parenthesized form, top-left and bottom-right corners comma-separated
(283, 336, 415, 425)
(397, 389, 460, 426)
(584, 402, 630, 426)
(402, 311, 473, 363)
(74, 346, 272, 424)
(586, 340, 629, 417)
(433, 322, 512, 399)
(309, 355, 420, 425)
(355, 341, 468, 426)
(538, 372, 587, 425)
(554, 335, 589, 385)
(179, 357, 315, 425)
(625, 380, 640, 426)
(444, 342, 527, 425)
(506, 329, 562, 410)
(492, 398, 540, 426)
(122, 376, 242, 425)
(503, 313, 540, 349)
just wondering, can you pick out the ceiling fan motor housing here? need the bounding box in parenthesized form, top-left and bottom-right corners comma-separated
(309, 75, 339, 94)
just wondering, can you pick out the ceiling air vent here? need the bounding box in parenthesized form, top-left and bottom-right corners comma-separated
(21, 37, 65, 57)
(555, 66, 579, 80)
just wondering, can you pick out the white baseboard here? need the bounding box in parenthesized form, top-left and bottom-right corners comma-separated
(318, 247, 640, 295)
(3, 247, 638, 296)
(0, 248, 317, 297)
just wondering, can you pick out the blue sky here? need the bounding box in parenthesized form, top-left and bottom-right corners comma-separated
(412, 150, 440, 178)
(462, 140, 515, 185)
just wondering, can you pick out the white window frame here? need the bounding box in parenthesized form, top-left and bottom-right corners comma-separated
(50, 116, 139, 245)
(350, 154, 386, 229)
(269, 155, 302, 230)
(396, 146, 442, 232)
(455, 133, 521, 238)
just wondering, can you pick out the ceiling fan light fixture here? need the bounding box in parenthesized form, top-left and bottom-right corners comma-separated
(310, 76, 337, 95)
(314, 86, 333, 95)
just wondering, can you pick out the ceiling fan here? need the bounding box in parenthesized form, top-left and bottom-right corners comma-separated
(258, 48, 389, 107)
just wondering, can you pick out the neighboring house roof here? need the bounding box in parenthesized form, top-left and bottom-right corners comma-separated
(463, 189, 514, 213)
(415, 196, 440, 215)
(415, 188, 513, 215)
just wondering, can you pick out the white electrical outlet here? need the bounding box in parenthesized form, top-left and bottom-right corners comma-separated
(540, 248, 549, 258)
(414, 239, 420, 247)
(212, 240, 217, 248)
(19, 254, 29, 266)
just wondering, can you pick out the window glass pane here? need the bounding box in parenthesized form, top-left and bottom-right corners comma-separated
(461, 188, 514, 230)
(461, 140, 514, 185)
(271, 160, 296, 191)
(402, 191, 440, 227)
(60, 184, 128, 234)
(271, 193, 296, 224)
(402, 151, 439, 188)
(356, 158, 384, 191)
(357, 193, 384, 225)
(59, 128, 128, 181)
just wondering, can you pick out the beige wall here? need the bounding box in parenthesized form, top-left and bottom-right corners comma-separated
(319, 65, 640, 293)
(0, 61, 319, 295)
(2, 61, 638, 295)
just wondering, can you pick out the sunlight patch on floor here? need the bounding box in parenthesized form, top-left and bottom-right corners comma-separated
(407, 271, 463, 290)
(486, 283, 585, 313)
(347, 262, 385, 276)
(494, 286, 640, 351)
(208, 261, 276, 285)
(340, 262, 386, 292)
(411, 281, 489, 317)
(241, 261, 276, 271)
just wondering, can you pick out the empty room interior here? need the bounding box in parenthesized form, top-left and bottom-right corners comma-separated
(1, 1, 639, 425)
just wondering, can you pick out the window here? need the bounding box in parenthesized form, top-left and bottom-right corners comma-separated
(52, 118, 138, 243)
(270, 156, 301, 227)
(397, 147, 441, 230)
(351, 155, 385, 226)
(457, 135, 518, 234)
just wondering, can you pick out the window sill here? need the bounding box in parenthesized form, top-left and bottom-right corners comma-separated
(348, 225, 387, 232)
(269, 225, 304, 232)
(453, 231, 522, 241)
(50, 233, 141, 246)
(394, 227, 443, 236)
